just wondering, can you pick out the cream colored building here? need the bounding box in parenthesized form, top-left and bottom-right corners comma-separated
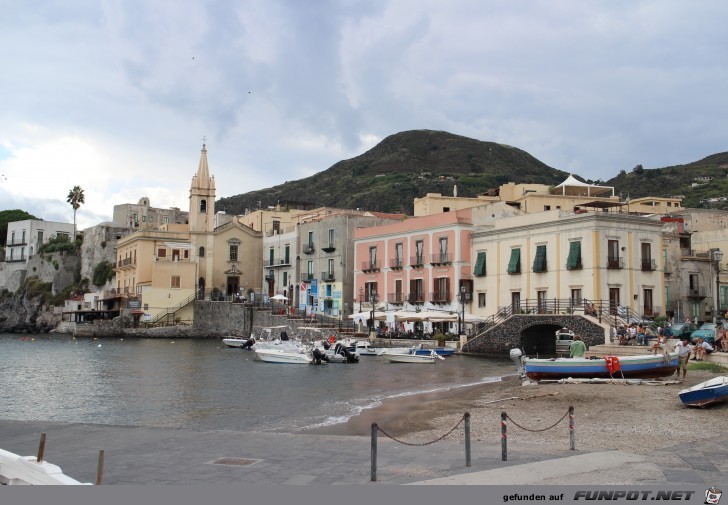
(113, 144, 262, 321)
(471, 210, 666, 320)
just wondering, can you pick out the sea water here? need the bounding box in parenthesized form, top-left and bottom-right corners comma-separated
(0, 333, 517, 433)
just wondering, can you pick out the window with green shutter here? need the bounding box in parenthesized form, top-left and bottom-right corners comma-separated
(507, 248, 521, 274)
(474, 251, 486, 276)
(533, 245, 547, 273)
(566, 241, 582, 270)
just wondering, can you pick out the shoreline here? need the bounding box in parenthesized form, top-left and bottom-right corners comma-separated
(311, 369, 728, 454)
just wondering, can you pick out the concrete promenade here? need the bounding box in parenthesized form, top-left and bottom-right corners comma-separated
(1, 420, 726, 485)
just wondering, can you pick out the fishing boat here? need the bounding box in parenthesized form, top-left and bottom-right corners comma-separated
(0, 447, 91, 485)
(383, 348, 445, 363)
(679, 376, 728, 407)
(521, 351, 679, 380)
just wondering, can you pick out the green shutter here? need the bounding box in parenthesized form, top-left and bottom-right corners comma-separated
(507, 248, 521, 274)
(474, 252, 486, 276)
(533, 245, 547, 273)
(567, 241, 581, 270)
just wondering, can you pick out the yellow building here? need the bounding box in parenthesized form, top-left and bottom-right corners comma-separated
(114, 143, 262, 321)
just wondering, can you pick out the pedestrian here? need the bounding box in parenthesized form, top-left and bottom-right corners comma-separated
(673, 337, 693, 381)
(569, 335, 587, 358)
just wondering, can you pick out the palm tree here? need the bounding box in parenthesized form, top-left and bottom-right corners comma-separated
(67, 185, 85, 240)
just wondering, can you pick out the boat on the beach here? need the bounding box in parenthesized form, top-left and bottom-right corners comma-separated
(679, 376, 728, 407)
(521, 351, 679, 380)
(383, 348, 445, 363)
(0, 447, 91, 485)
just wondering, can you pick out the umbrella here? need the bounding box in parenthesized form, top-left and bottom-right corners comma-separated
(270, 294, 288, 301)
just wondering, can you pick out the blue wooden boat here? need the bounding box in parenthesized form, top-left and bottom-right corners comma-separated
(523, 352, 679, 380)
(679, 376, 728, 407)
(414, 347, 456, 357)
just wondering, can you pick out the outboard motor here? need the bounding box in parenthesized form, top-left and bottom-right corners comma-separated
(334, 343, 343, 355)
(509, 348, 525, 377)
(322, 340, 331, 350)
(280, 331, 289, 341)
(240, 337, 256, 350)
(312, 347, 329, 364)
(341, 347, 359, 363)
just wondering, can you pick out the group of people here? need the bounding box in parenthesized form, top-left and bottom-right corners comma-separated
(616, 323, 672, 346)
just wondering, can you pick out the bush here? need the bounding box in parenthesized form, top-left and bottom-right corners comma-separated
(38, 234, 78, 254)
(92, 260, 115, 286)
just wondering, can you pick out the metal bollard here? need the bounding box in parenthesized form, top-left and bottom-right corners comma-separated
(371, 423, 378, 482)
(501, 411, 507, 461)
(569, 406, 575, 450)
(96, 450, 104, 485)
(37, 433, 46, 463)
(464, 412, 471, 467)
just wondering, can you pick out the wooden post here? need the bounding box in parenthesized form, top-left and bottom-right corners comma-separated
(569, 406, 575, 450)
(501, 412, 507, 461)
(370, 423, 378, 482)
(96, 450, 104, 485)
(37, 432, 46, 463)
(464, 412, 471, 467)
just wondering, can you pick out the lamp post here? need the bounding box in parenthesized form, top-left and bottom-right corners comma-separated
(358, 287, 363, 313)
(458, 285, 468, 336)
(713, 249, 723, 322)
(369, 290, 379, 337)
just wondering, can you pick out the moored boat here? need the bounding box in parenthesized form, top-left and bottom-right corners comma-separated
(383, 348, 445, 363)
(679, 376, 728, 407)
(254, 348, 315, 364)
(522, 352, 679, 380)
(414, 347, 456, 356)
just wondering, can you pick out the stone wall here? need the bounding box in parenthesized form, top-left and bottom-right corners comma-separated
(463, 314, 607, 355)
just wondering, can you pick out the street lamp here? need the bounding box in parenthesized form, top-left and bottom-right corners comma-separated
(458, 285, 468, 336)
(713, 249, 723, 322)
(358, 287, 363, 314)
(369, 290, 379, 336)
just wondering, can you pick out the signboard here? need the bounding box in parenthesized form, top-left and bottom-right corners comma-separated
(127, 300, 141, 309)
(141, 313, 153, 322)
(311, 279, 318, 297)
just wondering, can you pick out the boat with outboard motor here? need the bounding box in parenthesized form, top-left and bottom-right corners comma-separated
(254, 347, 316, 364)
(382, 347, 445, 363)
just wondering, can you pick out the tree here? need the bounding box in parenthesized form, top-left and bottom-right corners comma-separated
(66, 185, 85, 240)
(0, 209, 38, 246)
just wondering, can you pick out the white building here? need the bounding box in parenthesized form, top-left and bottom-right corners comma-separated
(4, 219, 75, 266)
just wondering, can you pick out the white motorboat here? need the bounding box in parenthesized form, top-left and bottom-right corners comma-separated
(383, 348, 445, 363)
(0, 447, 91, 485)
(254, 347, 315, 364)
(222, 335, 255, 348)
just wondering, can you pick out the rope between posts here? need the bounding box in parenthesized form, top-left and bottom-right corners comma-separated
(506, 409, 570, 432)
(376, 414, 466, 446)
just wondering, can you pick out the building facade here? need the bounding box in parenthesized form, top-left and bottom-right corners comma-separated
(4, 219, 75, 265)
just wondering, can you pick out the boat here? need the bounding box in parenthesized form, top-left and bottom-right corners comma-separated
(521, 351, 679, 380)
(383, 348, 445, 363)
(0, 447, 91, 485)
(254, 347, 315, 364)
(222, 335, 255, 349)
(413, 346, 456, 356)
(679, 376, 728, 407)
(223, 326, 295, 350)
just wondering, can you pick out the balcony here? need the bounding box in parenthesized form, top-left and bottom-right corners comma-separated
(430, 253, 452, 266)
(607, 256, 624, 269)
(410, 256, 425, 268)
(641, 258, 657, 271)
(389, 258, 404, 270)
(321, 242, 336, 253)
(6, 256, 27, 263)
(302, 243, 315, 255)
(263, 258, 291, 268)
(687, 287, 707, 300)
(7, 240, 28, 246)
(301, 273, 313, 282)
(388, 292, 405, 304)
(565, 261, 583, 270)
(321, 271, 335, 282)
(361, 261, 380, 273)
(116, 258, 137, 270)
(408, 293, 425, 305)
(430, 291, 451, 304)
(264, 275, 275, 283)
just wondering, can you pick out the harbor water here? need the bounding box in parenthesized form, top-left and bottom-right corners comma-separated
(0, 333, 517, 433)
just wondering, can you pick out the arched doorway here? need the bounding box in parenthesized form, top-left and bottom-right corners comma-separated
(519, 323, 562, 355)
(198, 277, 205, 299)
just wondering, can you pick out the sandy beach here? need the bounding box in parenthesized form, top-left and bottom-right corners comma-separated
(314, 369, 727, 455)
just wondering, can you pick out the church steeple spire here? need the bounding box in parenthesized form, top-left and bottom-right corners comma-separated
(189, 139, 216, 233)
(191, 139, 215, 191)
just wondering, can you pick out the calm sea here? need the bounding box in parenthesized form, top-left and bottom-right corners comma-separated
(0, 333, 516, 433)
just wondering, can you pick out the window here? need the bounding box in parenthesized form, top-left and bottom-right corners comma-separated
(307, 260, 313, 275)
(184, 250, 189, 259)
(507, 248, 521, 274)
(571, 289, 582, 306)
(641, 243, 653, 271)
(533, 245, 547, 273)
(394, 242, 403, 268)
(478, 292, 486, 308)
(369, 246, 377, 268)
(689, 274, 699, 296)
(544, 205, 551, 211)
(643, 288, 654, 316)
(284, 245, 290, 264)
(229, 244, 239, 262)
(394, 279, 403, 303)
(439, 237, 448, 262)
(199, 246, 205, 258)
(607, 240, 620, 268)
(272, 220, 280, 234)
(282, 272, 288, 287)
(269, 247, 274, 265)
(474, 251, 486, 276)
(163, 216, 169, 224)
(10, 231, 15, 244)
(365, 282, 378, 301)
(409, 279, 424, 303)
(566, 241, 582, 270)
(172, 249, 180, 261)
(537, 290, 547, 312)
(158, 248, 167, 258)
(21, 230, 26, 243)
(37, 231, 43, 244)
(443, 207, 450, 212)
(200, 200, 207, 213)
(308, 231, 314, 246)
(415, 240, 424, 265)
(511, 292, 521, 312)
(328, 229, 334, 248)
(434, 277, 450, 302)
(328, 258, 334, 275)
(171, 276, 181, 288)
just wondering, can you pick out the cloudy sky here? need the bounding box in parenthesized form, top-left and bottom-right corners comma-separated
(1, 0, 727, 230)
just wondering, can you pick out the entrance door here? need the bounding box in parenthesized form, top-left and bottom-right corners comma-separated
(609, 288, 620, 315)
(227, 276, 239, 297)
(198, 277, 205, 299)
(511, 292, 521, 314)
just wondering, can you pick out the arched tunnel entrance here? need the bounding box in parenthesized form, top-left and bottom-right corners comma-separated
(519, 323, 563, 355)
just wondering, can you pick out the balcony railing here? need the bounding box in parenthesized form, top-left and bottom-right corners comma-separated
(321, 242, 336, 253)
(566, 261, 583, 270)
(7, 240, 28, 246)
(388, 292, 405, 304)
(389, 258, 404, 270)
(430, 253, 452, 265)
(410, 256, 424, 268)
(263, 258, 291, 268)
(641, 258, 657, 271)
(430, 291, 451, 304)
(302, 243, 315, 254)
(361, 261, 379, 272)
(6, 256, 27, 263)
(321, 271, 335, 282)
(607, 256, 624, 269)
(408, 293, 425, 305)
(687, 287, 707, 299)
(301, 273, 313, 282)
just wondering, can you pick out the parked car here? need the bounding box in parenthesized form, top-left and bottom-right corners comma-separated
(555, 328, 575, 355)
(670, 322, 698, 340)
(690, 323, 717, 345)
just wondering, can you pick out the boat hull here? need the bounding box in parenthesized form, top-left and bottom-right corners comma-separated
(524, 353, 679, 380)
(679, 377, 728, 407)
(254, 349, 313, 364)
(383, 353, 437, 363)
(414, 347, 456, 356)
(223, 338, 249, 348)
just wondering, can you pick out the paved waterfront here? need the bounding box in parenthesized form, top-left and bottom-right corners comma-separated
(1, 420, 726, 485)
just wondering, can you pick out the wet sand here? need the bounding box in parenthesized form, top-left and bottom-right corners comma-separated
(311, 370, 728, 454)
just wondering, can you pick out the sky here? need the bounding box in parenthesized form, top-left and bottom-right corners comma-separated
(1, 0, 727, 230)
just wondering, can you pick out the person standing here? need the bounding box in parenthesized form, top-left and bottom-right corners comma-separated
(569, 335, 587, 358)
(673, 337, 693, 380)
